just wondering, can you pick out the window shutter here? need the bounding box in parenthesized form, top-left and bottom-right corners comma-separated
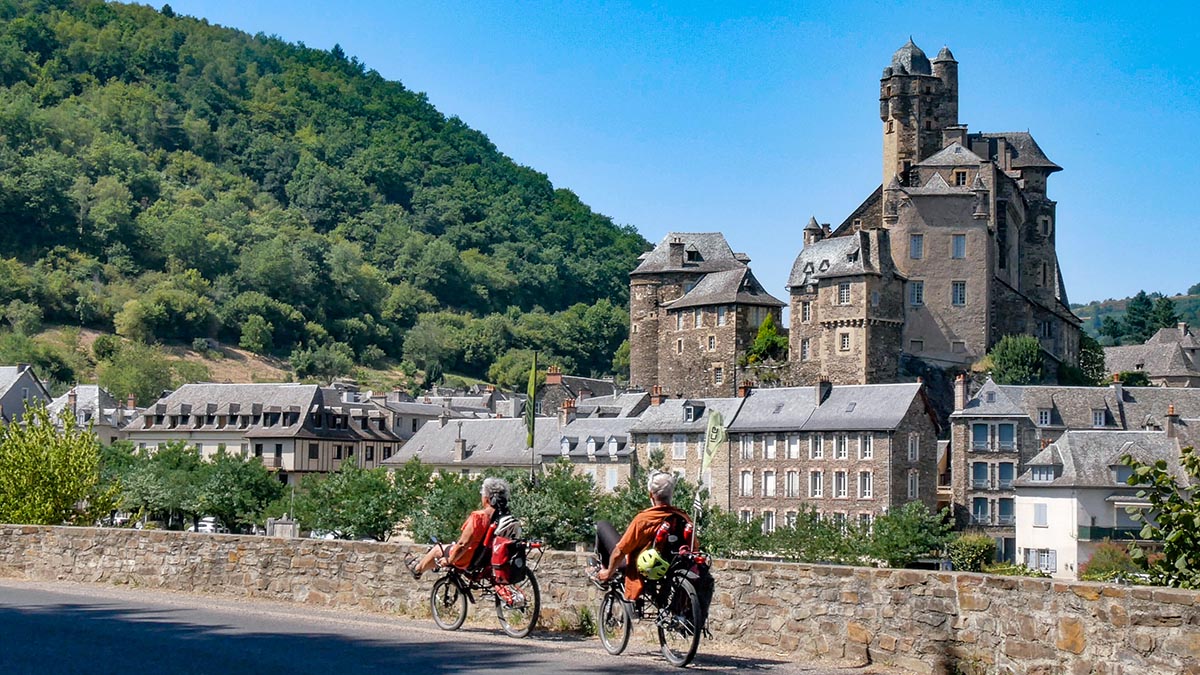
(1048, 550, 1057, 572)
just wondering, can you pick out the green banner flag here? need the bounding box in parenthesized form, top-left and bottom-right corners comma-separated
(702, 409, 725, 477)
(525, 352, 537, 449)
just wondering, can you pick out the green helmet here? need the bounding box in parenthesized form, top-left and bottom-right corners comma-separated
(637, 548, 670, 580)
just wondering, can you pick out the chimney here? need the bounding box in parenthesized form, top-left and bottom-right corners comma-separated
(578, 386, 592, 402)
(67, 387, 77, 414)
(738, 381, 753, 398)
(545, 365, 563, 386)
(942, 125, 968, 148)
(650, 385, 666, 406)
(1111, 373, 1123, 401)
(1179, 322, 1190, 337)
(1166, 404, 1178, 439)
(453, 437, 467, 462)
(559, 398, 577, 427)
(954, 374, 968, 412)
(668, 237, 685, 268)
(438, 410, 450, 428)
(815, 378, 832, 406)
(126, 394, 137, 410)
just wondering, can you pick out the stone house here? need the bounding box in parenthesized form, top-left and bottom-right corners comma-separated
(382, 416, 557, 478)
(537, 365, 620, 416)
(1014, 429, 1181, 579)
(1104, 322, 1200, 387)
(536, 398, 638, 492)
(629, 232, 785, 398)
(48, 385, 138, 445)
(0, 364, 51, 424)
(725, 381, 940, 533)
(950, 375, 1200, 562)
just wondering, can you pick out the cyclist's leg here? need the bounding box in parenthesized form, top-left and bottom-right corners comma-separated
(415, 542, 452, 574)
(595, 521, 620, 565)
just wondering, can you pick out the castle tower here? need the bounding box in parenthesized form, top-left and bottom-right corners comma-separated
(880, 39, 958, 188)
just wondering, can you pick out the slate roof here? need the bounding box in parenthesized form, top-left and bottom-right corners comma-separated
(0, 365, 48, 401)
(916, 142, 985, 168)
(667, 268, 784, 309)
(631, 233, 747, 276)
(787, 231, 874, 289)
(576, 392, 649, 419)
(537, 416, 639, 460)
(1105, 343, 1199, 379)
(1146, 325, 1200, 348)
(955, 378, 1200, 432)
(149, 383, 320, 416)
(48, 384, 119, 418)
(971, 132, 1062, 172)
(631, 397, 746, 435)
(382, 418, 558, 468)
(1014, 430, 1181, 489)
(905, 172, 964, 196)
(728, 383, 926, 432)
(888, 38, 932, 76)
(382, 399, 462, 417)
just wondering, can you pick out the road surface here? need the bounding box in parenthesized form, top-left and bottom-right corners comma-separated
(0, 579, 902, 675)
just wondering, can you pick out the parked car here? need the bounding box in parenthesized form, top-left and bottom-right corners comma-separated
(188, 517, 229, 534)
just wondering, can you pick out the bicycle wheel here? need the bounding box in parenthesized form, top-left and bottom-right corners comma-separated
(597, 589, 632, 655)
(495, 570, 540, 638)
(430, 575, 468, 631)
(657, 578, 702, 667)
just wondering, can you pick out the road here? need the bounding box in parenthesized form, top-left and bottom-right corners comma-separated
(0, 579, 901, 675)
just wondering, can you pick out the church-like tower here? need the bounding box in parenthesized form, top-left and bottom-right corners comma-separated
(880, 40, 959, 187)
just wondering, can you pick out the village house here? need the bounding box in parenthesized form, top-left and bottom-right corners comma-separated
(0, 364, 51, 424)
(48, 385, 138, 445)
(536, 398, 638, 492)
(382, 416, 557, 478)
(1104, 322, 1200, 387)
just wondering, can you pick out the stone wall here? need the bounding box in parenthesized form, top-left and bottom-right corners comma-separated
(1, 525, 1197, 675)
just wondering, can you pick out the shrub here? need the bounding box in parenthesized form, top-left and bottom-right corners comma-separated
(1079, 540, 1141, 581)
(92, 334, 121, 361)
(948, 534, 996, 572)
(983, 562, 1049, 578)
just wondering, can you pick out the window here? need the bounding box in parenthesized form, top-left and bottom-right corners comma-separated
(785, 470, 800, 497)
(998, 462, 1015, 489)
(1033, 503, 1048, 528)
(972, 424, 989, 450)
(707, 335, 715, 351)
(951, 281, 966, 306)
(801, 301, 811, 322)
(333, 445, 342, 459)
(997, 424, 1015, 450)
(1026, 548, 1057, 573)
(907, 471, 919, 499)
(672, 434, 686, 460)
(971, 462, 989, 489)
(713, 366, 724, 385)
(800, 338, 811, 361)
(1112, 465, 1133, 484)
(835, 435, 848, 459)
(365, 446, 374, 462)
(837, 283, 851, 305)
(717, 306, 727, 326)
(952, 234, 966, 259)
(909, 234, 924, 259)
(740, 436, 753, 460)
(859, 434, 873, 459)
(954, 170, 969, 186)
(858, 471, 873, 498)
(859, 513, 874, 530)
(648, 434, 662, 452)
(762, 510, 776, 534)
(910, 339, 924, 352)
(785, 511, 798, 529)
(739, 510, 752, 524)
(810, 434, 823, 459)
(839, 333, 851, 352)
(1039, 216, 1052, 236)
(763, 471, 776, 497)
(952, 341, 966, 353)
(787, 435, 800, 459)
(809, 470, 824, 498)
(834, 471, 848, 498)
(1038, 409, 1052, 426)
(908, 433, 920, 461)
(765, 436, 777, 460)
(676, 339, 683, 354)
(274, 444, 282, 458)
(255, 443, 264, 457)
(676, 313, 683, 330)
(1040, 263, 1049, 287)
(997, 498, 1014, 525)
(909, 281, 924, 306)
(1031, 465, 1055, 482)
(308, 443, 319, 460)
(740, 471, 753, 497)
(886, 119, 894, 133)
(1092, 409, 1106, 428)
(694, 308, 702, 329)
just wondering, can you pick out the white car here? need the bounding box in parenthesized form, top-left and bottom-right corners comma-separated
(188, 517, 230, 534)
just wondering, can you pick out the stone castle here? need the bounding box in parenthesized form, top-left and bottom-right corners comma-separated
(630, 39, 1082, 398)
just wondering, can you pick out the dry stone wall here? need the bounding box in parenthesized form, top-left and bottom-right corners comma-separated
(1, 525, 1197, 675)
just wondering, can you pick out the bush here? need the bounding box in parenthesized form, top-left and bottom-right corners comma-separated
(92, 334, 121, 361)
(983, 562, 1049, 578)
(1080, 540, 1142, 581)
(948, 534, 996, 572)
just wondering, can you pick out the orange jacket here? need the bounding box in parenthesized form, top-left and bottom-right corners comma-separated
(616, 504, 690, 601)
(447, 507, 493, 569)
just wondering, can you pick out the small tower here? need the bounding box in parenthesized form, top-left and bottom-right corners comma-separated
(803, 216, 824, 247)
(931, 46, 958, 126)
(880, 39, 957, 187)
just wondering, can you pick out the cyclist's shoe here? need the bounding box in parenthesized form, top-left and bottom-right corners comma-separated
(496, 584, 526, 608)
(585, 554, 605, 590)
(404, 553, 422, 580)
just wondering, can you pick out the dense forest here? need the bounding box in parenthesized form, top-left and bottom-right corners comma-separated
(0, 0, 645, 393)
(1073, 284, 1200, 346)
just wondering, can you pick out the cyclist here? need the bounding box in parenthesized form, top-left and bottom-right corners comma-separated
(408, 476, 512, 579)
(595, 470, 691, 601)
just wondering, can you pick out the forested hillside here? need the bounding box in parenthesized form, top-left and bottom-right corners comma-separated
(1073, 284, 1200, 346)
(0, 0, 644, 392)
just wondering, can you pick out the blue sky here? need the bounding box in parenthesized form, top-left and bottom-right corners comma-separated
(168, 0, 1199, 305)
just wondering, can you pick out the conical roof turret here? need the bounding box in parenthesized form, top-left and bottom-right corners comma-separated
(804, 216, 822, 232)
(933, 46, 956, 63)
(889, 37, 931, 75)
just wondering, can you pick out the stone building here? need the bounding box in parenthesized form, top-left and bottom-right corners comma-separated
(48, 385, 137, 445)
(629, 40, 1083, 398)
(1104, 322, 1200, 387)
(536, 397, 640, 492)
(949, 375, 1200, 562)
(537, 365, 620, 417)
(725, 381, 940, 532)
(629, 233, 785, 398)
(0, 364, 51, 424)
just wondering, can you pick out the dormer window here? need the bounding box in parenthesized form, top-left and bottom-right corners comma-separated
(1092, 410, 1106, 428)
(684, 404, 704, 423)
(954, 170, 968, 186)
(686, 249, 701, 262)
(1038, 409, 1051, 426)
(560, 438, 571, 455)
(586, 437, 597, 455)
(1112, 465, 1133, 485)
(608, 438, 619, 456)
(985, 392, 996, 404)
(1031, 466, 1055, 482)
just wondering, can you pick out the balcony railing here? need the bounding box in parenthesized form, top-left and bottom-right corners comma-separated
(258, 455, 281, 468)
(970, 442, 1019, 453)
(971, 479, 989, 489)
(970, 514, 990, 526)
(995, 515, 1015, 526)
(937, 474, 952, 490)
(998, 480, 1014, 490)
(1077, 526, 1145, 541)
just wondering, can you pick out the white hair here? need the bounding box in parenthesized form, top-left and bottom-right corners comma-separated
(646, 470, 676, 503)
(481, 477, 510, 511)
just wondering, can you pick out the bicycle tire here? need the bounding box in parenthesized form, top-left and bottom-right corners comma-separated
(430, 575, 468, 631)
(597, 589, 632, 655)
(657, 577, 701, 667)
(495, 570, 540, 638)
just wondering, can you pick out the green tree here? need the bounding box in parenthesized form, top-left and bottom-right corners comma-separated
(1115, 371, 1151, 387)
(1078, 333, 1107, 386)
(1122, 447, 1200, 588)
(239, 314, 273, 353)
(1099, 315, 1125, 344)
(97, 341, 174, 407)
(1152, 296, 1180, 331)
(1123, 291, 1155, 344)
(509, 460, 598, 549)
(290, 341, 356, 381)
(948, 534, 996, 572)
(0, 402, 117, 525)
(866, 502, 953, 568)
(294, 464, 411, 541)
(410, 471, 481, 544)
(988, 335, 1043, 385)
(120, 441, 206, 529)
(196, 449, 285, 530)
(5, 299, 42, 334)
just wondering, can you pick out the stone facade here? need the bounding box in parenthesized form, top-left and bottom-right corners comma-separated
(3, 525, 1198, 675)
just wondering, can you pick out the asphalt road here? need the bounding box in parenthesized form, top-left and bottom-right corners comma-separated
(0, 579, 900, 675)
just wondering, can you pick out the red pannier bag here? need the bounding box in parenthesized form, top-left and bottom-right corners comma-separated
(491, 536, 527, 584)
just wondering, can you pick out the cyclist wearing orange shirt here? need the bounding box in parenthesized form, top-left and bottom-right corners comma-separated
(595, 471, 690, 601)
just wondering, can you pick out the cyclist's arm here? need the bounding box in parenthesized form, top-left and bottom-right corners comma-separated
(445, 516, 479, 567)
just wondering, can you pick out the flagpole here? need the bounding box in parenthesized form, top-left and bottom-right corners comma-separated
(526, 351, 538, 484)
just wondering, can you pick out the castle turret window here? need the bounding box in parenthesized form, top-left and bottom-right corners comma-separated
(909, 234, 924, 259)
(952, 234, 966, 259)
(800, 338, 811, 361)
(951, 281, 966, 306)
(717, 306, 727, 326)
(954, 170, 968, 186)
(839, 333, 851, 351)
(909, 281, 924, 306)
(837, 284, 851, 305)
(801, 301, 811, 322)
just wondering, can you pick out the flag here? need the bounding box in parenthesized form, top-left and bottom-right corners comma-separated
(525, 352, 537, 449)
(701, 409, 725, 477)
